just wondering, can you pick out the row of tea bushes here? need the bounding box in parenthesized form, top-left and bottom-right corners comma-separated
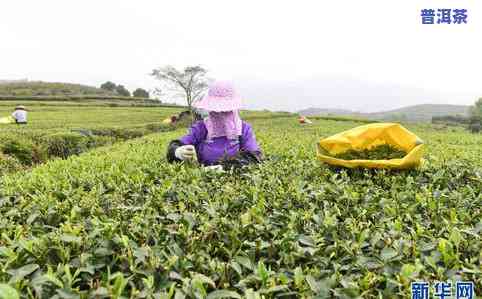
(0, 118, 480, 297)
(0, 121, 187, 175)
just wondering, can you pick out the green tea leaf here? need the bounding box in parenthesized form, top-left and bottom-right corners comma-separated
(207, 290, 241, 299)
(298, 235, 315, 247)
(7, 264, 39, 281)
(60, 234, 81, 243)
(192, 273, 215, 288)
(0, 284, 19, 299)
(380, 247, 398, 261)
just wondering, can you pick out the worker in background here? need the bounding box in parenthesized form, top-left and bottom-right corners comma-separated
(166, 81, 262, 171)
(12, 105, 27, 124)
(193, 107, 208, 121)
(298, 115, 312, 124)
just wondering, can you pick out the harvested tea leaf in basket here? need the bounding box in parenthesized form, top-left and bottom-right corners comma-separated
(324, 144, 407, 160)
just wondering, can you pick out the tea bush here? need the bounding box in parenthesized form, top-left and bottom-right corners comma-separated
(0, 106, 204, 173)
(0, 137, 47, 165)
(0, 117, 480, 298)
(0, 154, 23, 176)
(42, 132, 95, 158)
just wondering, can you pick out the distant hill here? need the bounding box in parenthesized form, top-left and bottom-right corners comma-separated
(298, 104, 471, 122)
(0, 78, 29, 84)
(364, 104, 471, 122)
(0, 81, 116, 97)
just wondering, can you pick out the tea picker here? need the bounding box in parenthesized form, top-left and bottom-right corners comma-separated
(298, 115, 312, 124)
(162, 108, 206, 125)
(12, 105, 28, 124)
(166, 81, 262, 172)
(0, 105, 27, 124)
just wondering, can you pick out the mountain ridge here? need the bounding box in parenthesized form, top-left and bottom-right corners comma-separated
(298, 104, 471, 122)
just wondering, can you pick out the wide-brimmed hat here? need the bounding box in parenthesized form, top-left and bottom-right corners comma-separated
(15, 105, 26, 110)
(194, 81, 241, 112)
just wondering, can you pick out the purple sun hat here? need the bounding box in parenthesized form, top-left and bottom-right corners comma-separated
(194, 81, 242, 112)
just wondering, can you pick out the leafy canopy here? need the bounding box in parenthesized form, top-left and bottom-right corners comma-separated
(469, 98, 482, 122)
(133, 88, 149, 98)
(115, 85, 131, 97)
(100, 81, 116, 92)
(150, 65, 209, 111)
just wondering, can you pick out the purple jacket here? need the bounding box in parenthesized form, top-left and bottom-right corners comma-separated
(178, 120, 261, 165)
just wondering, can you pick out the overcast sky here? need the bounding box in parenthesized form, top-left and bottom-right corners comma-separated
(1, 0, 481, 112)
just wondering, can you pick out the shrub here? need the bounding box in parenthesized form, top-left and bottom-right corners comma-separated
(91, 127, 152, 140)
(90, 135, 116, 147)
(41, 133, 118, 159)
(0, 138, 47, 165)
(0, 153, 23, 176)
(307, 115, 376, 123)
(115, 85, 131, 97)
(145, 123, 173, 133)
(91, 128, 124, 138)
(432, 115, 470, 125)
(120, 128, 148, 139)
(42, 132, 90, 158)
(133, 88, 149, 98)
(469, 122, 481, 133)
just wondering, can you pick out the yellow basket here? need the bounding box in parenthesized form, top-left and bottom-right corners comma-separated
(317, 123, 425, 169)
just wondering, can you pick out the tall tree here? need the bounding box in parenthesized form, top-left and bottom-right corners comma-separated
(133, 88, 149, 98)
(470, 98, 482, 121)
(115, 85, 131, 97)
(100, 81, 116, 92)
(150, 65, 209, 112)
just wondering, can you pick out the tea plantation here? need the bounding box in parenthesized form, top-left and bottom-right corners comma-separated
(0, 105, 185, 175)
(0, 113, 481, 298)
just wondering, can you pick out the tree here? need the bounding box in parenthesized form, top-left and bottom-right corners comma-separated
(115, 85, 131, 97)
(466, 98, 482, 133)
(469, 98, 482, 121)
(100, 81, 116, 92)
(133, 88, 149, 98)
(150, 65, 209, 112)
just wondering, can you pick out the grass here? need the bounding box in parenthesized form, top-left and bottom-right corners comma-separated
(0, 112, 480, 298)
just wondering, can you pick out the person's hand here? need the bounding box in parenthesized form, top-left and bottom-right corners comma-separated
(203, 165, 224, 173)
(175, 145, 197, 161)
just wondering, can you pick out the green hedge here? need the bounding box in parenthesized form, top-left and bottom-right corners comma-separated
(0, 121, 186, 174)
(0, 137, 47, 165)
(0, 153, 23, 176)
(42, 132, 116, 159)
(307, 115, 377, 123)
